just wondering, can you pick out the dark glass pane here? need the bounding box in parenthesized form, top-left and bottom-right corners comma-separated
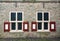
(11, 12, 16, 21)
(17, 13, 22, 21)
(44, 13, 49, 20)
(38, 13, 42, 20)
(11, 23, 16, 30)
(38, 22, 42, 30)
(18, 22, 22, 30)
(44, 22, 48, 29)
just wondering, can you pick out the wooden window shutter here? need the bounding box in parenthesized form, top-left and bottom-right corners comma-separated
(50, 22, 56, 32)
(4, 22, 10, 32)
(31, 22, 37, 31)
(23, 22, 29, 32)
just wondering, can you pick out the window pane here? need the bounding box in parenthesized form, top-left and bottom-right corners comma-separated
(44, 22, 48, 29)
(11, 12, 16, 21)
(18, 22, 22, 30)
(11, 23, 16, 30)
(44, 12, 49, 20)
(38, 22, 42, 30)
(17, 12, 22, 21)
(38, 12, 42, 20)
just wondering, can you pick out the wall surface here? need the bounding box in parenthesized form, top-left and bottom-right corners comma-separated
(0, 0, 60, 38)
(0, 0, 60, 1)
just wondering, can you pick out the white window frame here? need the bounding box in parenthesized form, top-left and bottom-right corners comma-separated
(9, 11, 24, 32)
(36, 11, 50, 32)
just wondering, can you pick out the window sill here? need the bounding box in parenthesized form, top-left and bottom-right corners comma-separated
(10, 30, 23, 32)
(37, 30, 50, 32)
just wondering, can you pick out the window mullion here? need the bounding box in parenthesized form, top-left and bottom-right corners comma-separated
(16, 12, 17, 31)
(10, 22, 11, 31)
(49, 12, 50, 22)
(22, 21, 23, 31)
(9, 12, 11, 22)
(22, 12, 24, 21)
(48, 22, 49, 31)
(42, 22, 44, 31)
(42, 12, 44, 31)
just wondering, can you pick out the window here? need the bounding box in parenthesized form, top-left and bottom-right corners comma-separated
(44, 22, 48, 29)
(38, 13, 42, 20)
(11, 12, 16, 21)
(9, 11, 24, 32)
(11, 22, 16, 30)
(38, 22, 42, 30)
(18, 22, 22, 30)
(36, 12, 50, 32)
(44, 12, 49, 20)
(17, 12, 22, 21)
